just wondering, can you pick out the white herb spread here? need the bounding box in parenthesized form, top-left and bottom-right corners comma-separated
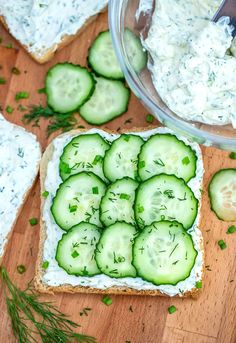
(0, 114, 41, 258)
(42, 128, 204, 296)
(0, 0, 108, 56)
(141, 0, 236, 128)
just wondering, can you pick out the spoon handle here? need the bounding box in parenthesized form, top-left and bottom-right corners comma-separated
(213, 0, 236, 22)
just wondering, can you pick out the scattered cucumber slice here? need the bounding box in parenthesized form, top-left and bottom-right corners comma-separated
(103, 134, 144, 182)
(100, 177, 139, 226)
(133, 221, 197, 285)
(51, 172, 106, 230)
(56, 222, 101, 276)
(95, 222, 137, 278)
(138, 133, 197, 182)
(46, 63, 95, 113)
(79, 76, 130, 125)
(208, 168, 236, 221)
(135, 174, 198, 229)
(59, 134, 110, 182)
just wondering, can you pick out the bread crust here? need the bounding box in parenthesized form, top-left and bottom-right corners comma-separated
(35, 128, 204, 297)
(0, 6, 107, 64)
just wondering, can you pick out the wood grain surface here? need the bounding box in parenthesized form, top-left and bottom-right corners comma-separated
(0, 10, 235, 343)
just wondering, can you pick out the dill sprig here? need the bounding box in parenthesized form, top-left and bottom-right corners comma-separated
(22, 105, 78, 137)
(0, 266, 97, 343)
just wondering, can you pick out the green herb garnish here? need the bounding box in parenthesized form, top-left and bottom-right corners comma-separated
(69, 205, 77, 213)
(71, 251, 79, 259)
(6, 43, 13, 48)
(226, 225, 236, 234)
(42, 261, 49, 270)
(168, 305, 177, 314)
(229, 152, 236, 159)
(15, 91, 29, 101)
(120, 193, 131, 200)
(29, 218, 38, 226)
(0, 77, 6, 84)
(0, 266, 97, 343)
(102, 295, 112, 306)
(182, 156, 190, 165)
(146, 114, 154, 123)
(80, 308, 91, 317)
(11, 67, 21, 75)
(92, 155, 103, 165)
(17, 104, 27, 112)
(218, 240, 227, 250)
(42, 190, 49, 198)
(92, 187, 99, 195)
(38, 87, 46, 94)
(195, 281, 202, 289)
(17, 265, 26, 274)
(6, 105, 14, 114)
(138, 161, 145, 169)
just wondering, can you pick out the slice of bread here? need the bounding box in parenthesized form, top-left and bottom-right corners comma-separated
(0, 1, 108, 64)
(35, 127, 204, 297)
(0, 114, 41, 262)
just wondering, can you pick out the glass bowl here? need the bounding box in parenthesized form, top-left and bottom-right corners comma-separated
(108, 0, 236, 151)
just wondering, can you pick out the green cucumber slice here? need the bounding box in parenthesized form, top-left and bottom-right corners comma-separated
(124, 28, 147, 73)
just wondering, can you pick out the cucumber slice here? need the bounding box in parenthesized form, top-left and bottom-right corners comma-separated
(133, 221, 197, 286)
(59, 134, 110, 182)
(46, 63, 95, 113)
(125, 29, 147, 73)
(56, 222, 101, 276)
(79, 76, 130, 125)
(95, 222, 137, 278)
(103, 134, 144, 182)
(208, 168, 236, 221)
(100, 178, 138, 226)
(138, 134, 197, 182)
(88, 30, 124, 80)
(51, 172, 106, 230)
(135, 174, 198, 229)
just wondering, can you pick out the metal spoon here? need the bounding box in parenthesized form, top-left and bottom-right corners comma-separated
(213, 0, 236, 37)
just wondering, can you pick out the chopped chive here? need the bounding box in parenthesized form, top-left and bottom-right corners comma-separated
(102, 295, 112, 306)
(38, 87, 46, 94)
(42, 191, 49, 198)
(15, 91, 29, 101)
(6, 43, 13, 49)
(5, 105, 14, 114)
(195, 281, 202, 289)
(226, 225, 236, 234)
(168, 305, 177, 314)
(17, 265, 26, 274)
(146, 114, 154, 123)
(137, 205, 144, 213)
(123, 135, 130, 142)
(182, 156, 190, 165)
(60, 161, 71, 174)
(139, 161, 145, 169)
(229, 152, 236, 159)
(71, 250, 79, 258)
(29, 218, 38, 226)
(42, 261, 49, 270)
(92, 187, 99, 195)
(92, 155, 103, 165)
(11, 67, 21, 75)
(120, 193, 130, 200)
(69, 205, 77, 213)
(0, 77, 6, 84)
(218, 240, 227, 250)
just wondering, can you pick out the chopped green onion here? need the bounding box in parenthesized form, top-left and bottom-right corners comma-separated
(29, 218, 38, 226)
(168, 305, 177, 314)
(146, 114, 154, 123)
(17, 265, 26, 274)
(195, 281, 202, 289)
(124, 135, 130, 142)
(226, 225, 236, 234)
(120, 193, 131, 200)
(71, 251, 79, 259)
(92, 187, 99, 195)
(137, 205, 144, 213)
(15, 91, 29, 101)
(6, 43, 13, 49)
(60, 161, 71, 174)
(69, 205, 77, 213)
(102, 295, 112, 306)
(42, 261, 49, 270)
(11, 67, 20, 75)
(182, 156, 190, 165)
(229, 152, 236, 159)
(139, 161, 145, 169)
(218, 240, 227, 250)
(38, 87, 46, 94)
(92, 155, 103, 165)
(5, 105, 14, 114)
(42, 191, 49, 198)
(0, 77, 6, 84)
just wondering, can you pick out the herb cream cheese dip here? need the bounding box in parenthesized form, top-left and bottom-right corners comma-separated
(143, 0, 236, 128)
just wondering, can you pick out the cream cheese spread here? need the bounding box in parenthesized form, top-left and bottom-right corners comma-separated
(141, 0, 236, 128)
(42, 128, 204, 297)
(0, 114, 41, 258)
(0, 0, 108, 57)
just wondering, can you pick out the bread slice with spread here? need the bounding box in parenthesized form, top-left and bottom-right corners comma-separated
(0, 0, 108, 64)
(0, 114, 41, 262)
(35, 127, 204, 297)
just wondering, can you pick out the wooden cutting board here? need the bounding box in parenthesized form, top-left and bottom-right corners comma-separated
(0, 10, 235, 343)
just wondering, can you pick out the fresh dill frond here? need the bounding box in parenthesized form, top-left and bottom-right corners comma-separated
(0, 266, 97, 343)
